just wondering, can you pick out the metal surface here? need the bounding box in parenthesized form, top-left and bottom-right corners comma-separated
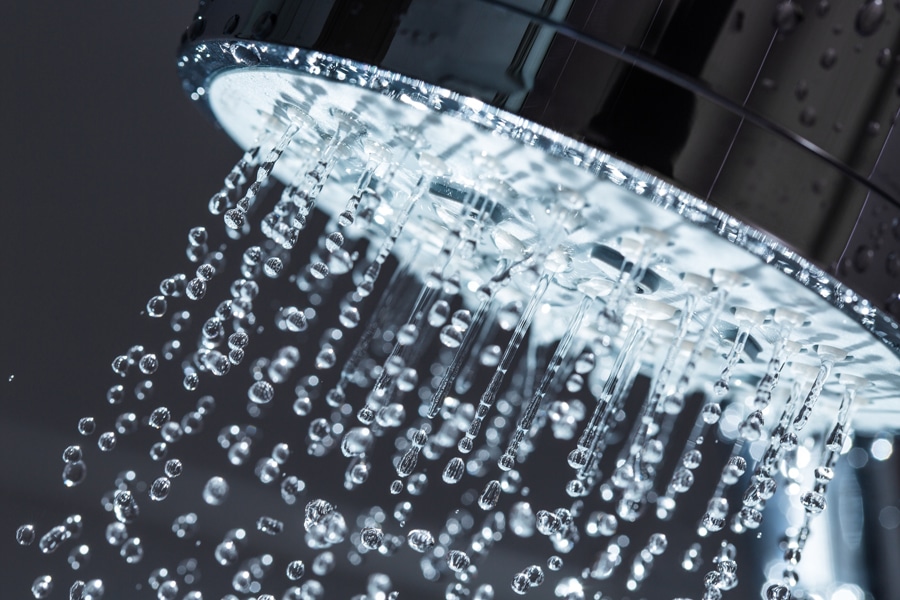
(180, 0, 900, 317)
(175, 41, 900, 431)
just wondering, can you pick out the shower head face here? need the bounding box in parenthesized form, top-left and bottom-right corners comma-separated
(185, 45, 900, 433)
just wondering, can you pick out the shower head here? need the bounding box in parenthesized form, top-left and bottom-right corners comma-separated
(176, 0, 900, 427)
(14, 2, 900, 600)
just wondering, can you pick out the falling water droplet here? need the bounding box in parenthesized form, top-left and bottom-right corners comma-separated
(800, 491, 826, 514)
(478, 480, 502, 510)
(149, 477, 171, 501)
(202, 476, 229, 505)
(406, 529, 435, 552)
(428, 301, 451, 327)
(97, 432, 116, 452)
(765, 583, 793, 600)
(360, 527, 384, 550)
(16, 524, 36, 546)
(62, 461, 88, 488)
(31, 575, 53, 599)
(146, 296, 168, 317)
(248, 381, 274, 404)
(442, 457, 465, 484)
(77, 417, 95, 436)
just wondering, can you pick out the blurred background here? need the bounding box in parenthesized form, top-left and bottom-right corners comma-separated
(1, 0, 233, 594)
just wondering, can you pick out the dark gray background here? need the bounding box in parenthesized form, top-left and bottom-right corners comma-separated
(1, 1, 234, 594)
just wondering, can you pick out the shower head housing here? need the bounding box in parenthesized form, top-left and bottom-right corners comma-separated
(177, 0, 900, 428)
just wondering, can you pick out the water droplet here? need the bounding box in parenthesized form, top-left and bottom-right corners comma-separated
(773, 1, 804, 32)
(149, 477, 171, 501)
(256, 457, 281, 484)
(185, 278, 207, 300)
(683, 449, 703, 469)
(316, 345, 337, 369)
(187, 226, 207, 246)
(800, 491, 826, 514)
(722, 456, 747, 484)
(304, 500, 335, 530)
(407, 529, 435, 552)
(62, 445, 83, 463)
(647, 533, 667, 554)
(478, 480, 502, 510)
(105, 522, 127, 546)
(214, 540, 239, 566)
(856, 0, 886, 36)
(397, 323, 418, 346)
(196, 263, 216, 281)
(77, 417, 96, 436)
(510, 572, 530, 595)
(439, 325, 463, 348)
(281, 476, 305, 505)
(202, 476, 229, 505)
(97, 432, 116, 452)
(524, 565, 544, 587)
(820, 48, 837, 69)
(286, 559, 306, 581)
(31, 575, 53, 599)
(325, 232, 344, 252)
(479, 344, 501, 367)
(248, 380, 274, 404)
(146, 295, 167, 317)
(360, 527, 384, 550)
(68, 544, 91, 570)
(149, 407, 171, 429)
(264, 257, 284, 278)
(119, 537, 143, 564)
(113, 490, 139, 524)
(766, 583, 792, 600)
(224, 208, 245, 229)
(442, 457, 465, 484)
(799, 106, 817, 127)
(16, 524, 36, 546)
(257, 515, 284, 535)
(701, 403, 721, 424)
(106, 385, 125, 405)
(62, 461, 88, 488)
(229, 331, 249, 350)
(341, 427, 373, 457)
(739, 410, 765, 441)
(396, 368, 418, 392)
(428, 300, 450, 327)
(339, 305, 360, 328)
(740, 506, 762, 529)
(171, 513, 198, 539)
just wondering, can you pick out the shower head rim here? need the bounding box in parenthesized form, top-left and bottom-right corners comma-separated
(176, 40, 900, 370)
